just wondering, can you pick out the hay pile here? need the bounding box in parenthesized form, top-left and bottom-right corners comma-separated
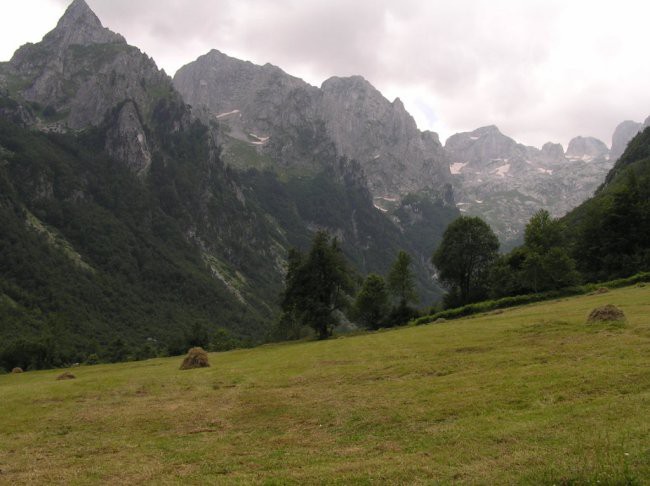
(56, 371, 76, 380)
(11, 367, 23, 374)
(180, 347, 210, 370)
(587, 304, 626, 324)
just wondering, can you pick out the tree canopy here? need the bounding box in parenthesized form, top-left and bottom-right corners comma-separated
(432, 216, 499, 306)
(281, 231, 355, 339)
(353, 274, 389, 330)
(387, 250, 418, 307)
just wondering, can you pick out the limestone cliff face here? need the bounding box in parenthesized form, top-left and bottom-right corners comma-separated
(173, 52, 452, 204)
(319, 76, 451, 199)
(610, 117, 650, 162)
(565, 136, 609, 161)
(0, 0, 190, 177)
(105, 101, 152, 175)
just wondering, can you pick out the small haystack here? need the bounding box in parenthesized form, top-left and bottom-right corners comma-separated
(586, 304, 626, 324)
(56, 371, 76, 380)
(11, 367, 23, 374)
(594, 287, 609, 294)
(180, 347, 210, 370)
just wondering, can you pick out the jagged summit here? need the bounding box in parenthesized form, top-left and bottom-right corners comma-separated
(2, 0, 174, 131)
(320, 76, 386, 102)
(566, 136, 609, 161)
(41, 0, 125, 49)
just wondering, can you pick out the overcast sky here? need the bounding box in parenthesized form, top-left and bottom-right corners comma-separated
(1, 0, 649, 148)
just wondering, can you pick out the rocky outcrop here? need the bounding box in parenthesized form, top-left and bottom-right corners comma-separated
(320, 76, 451, 198)
(39, 0, 125, 49)
(539, 142, 565, 165)
(610, 117, 650, 162)
(105, 101, 152, 174)
(1, 0, 181, 136)
(565, 136, 609, 161)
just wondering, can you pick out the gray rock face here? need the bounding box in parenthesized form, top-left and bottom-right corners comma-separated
(0, 0, 187, 175)
(173, 51, 452, 203)
(320, 76, 450, 198)
(565, 136, 609, 161)
(446, 125, 523, 168)
(105, 101, 152, 175)
(41, 0, 125, 49)
(174, 49, 319, 136)
(540, 142, 565, 164)
(1, 0, 178, 128)
(610, 118, 649, 162)
(446, 126, 613, 245)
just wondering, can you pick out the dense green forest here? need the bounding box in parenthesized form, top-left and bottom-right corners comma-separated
(0, 115, 268, 370)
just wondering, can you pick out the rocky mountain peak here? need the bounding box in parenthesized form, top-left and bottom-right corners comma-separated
(610, 120, 643, 162)
(474, 125, 501, 136)
(540, 142, 565, 164)
(321, 75, 373, 91)
(43, 0, 125, 48)
(445, 125, 519, 167)
(565, 136, 609, 161)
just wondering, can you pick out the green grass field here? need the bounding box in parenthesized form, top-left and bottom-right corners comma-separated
(1, 286, 649, 484)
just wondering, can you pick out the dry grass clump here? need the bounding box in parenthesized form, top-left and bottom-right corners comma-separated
(11, 367, 23, 374)
(56, 371, 76, 381)
(586, 304, 626, 324)
(180, 347, 210, 370)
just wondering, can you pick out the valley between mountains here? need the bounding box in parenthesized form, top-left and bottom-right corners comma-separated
(0, 0, 648, 362)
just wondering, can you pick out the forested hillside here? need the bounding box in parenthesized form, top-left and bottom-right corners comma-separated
(565, 127, 650, 281)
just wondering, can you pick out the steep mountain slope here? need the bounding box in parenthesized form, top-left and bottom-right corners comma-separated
(174, 50, 453, 204)
(609, 117, 650, 162)
(0, 0, 457, 367)
(564, 126, 650, 280)
(0, 0, 307, 362)
(174, 50, 458, 299)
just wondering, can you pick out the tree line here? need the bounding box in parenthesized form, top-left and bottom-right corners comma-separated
(270, 231, 420, 340)
(275, 160, 649, 339)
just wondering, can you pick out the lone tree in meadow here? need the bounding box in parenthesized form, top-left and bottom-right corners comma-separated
(353, 274, 390, 329)
(281, 231, 354, 339)
(432, 216, 499, 306)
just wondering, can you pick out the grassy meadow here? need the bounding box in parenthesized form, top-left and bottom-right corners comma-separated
(1, 285, 649, 484)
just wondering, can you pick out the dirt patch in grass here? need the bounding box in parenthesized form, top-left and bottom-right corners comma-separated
(56, 372, 76, 381)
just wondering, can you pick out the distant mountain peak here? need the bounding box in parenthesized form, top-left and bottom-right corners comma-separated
(566, 136, 609, 161)
(321, 75, 374, 92)
(61, 0, 97, 22)
(474, 125, 501, 135)
(42, 0, 125, 48)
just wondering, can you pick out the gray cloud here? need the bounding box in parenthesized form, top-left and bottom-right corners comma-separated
(30, 0, 650, 147)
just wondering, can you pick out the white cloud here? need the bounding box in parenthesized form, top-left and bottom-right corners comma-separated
(2, 0, 649, 148)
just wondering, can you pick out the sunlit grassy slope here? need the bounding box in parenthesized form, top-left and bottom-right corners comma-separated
(1, 286, 649, 484)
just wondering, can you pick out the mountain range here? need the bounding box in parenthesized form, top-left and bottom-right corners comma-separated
(0, 0, 647, 360)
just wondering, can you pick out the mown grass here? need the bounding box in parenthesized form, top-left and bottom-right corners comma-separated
(1, 286, 649, 484)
